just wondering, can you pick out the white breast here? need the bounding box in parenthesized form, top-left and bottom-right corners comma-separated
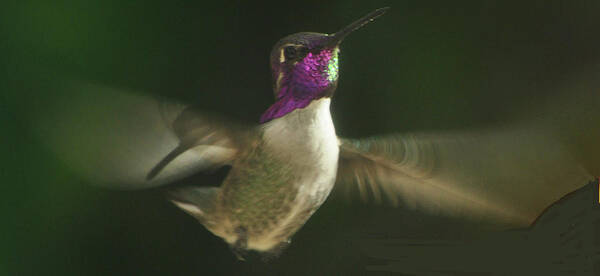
(244, 98, 340, 251)
(265, 98, 338, 199)
(262, 98, 340, 193)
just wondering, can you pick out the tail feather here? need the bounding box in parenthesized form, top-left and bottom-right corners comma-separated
(167, 186, 220, 223)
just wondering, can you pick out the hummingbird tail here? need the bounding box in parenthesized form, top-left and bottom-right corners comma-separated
(167, 186, 220, 222)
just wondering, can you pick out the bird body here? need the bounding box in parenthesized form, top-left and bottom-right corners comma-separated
(171, 98, 338, 253)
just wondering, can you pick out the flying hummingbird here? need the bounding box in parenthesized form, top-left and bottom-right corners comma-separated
(149, 8, 392, 256)
(26, 7, 600, 259)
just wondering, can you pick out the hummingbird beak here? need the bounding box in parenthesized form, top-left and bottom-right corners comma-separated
(325, 7, 389, 47)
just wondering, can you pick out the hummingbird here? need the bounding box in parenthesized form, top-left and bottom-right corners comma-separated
(149, 8, 391, 256)
(26, 7, 600, 260)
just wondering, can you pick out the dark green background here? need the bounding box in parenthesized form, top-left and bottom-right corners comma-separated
(2, 1, 600, 275)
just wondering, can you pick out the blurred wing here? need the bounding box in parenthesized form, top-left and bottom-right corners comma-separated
(32, 81, 253, 189)
(336, 68, 600, 227)
(336, 126, 592, 227)
(145, 104, 254, 181)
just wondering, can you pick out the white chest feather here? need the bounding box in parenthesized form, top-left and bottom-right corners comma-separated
(262, 98, 340, 198)
(230, 98, 340, 251)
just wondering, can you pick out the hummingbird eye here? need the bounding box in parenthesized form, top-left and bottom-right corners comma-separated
(283, 45, 308, 62)
(283, 46, 297, 60)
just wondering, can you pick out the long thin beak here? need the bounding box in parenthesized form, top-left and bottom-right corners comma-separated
(326, 7, 389, 47)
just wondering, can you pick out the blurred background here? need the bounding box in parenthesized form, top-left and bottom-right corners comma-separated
(2, 0, 600, 275)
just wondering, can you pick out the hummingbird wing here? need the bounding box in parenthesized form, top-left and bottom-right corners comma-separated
(145, 105, 254, 181)
(31, 80, 254, 189)
(335, 126, 592, 227)
(335, 69, 600, 227)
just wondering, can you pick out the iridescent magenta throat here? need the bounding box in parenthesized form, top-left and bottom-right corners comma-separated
(260, 49, 339, 123)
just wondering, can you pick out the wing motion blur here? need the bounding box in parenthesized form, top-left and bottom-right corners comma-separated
(32, 81, 253, 189)
(26, 69, 600, 226)
(146, 106, 255, 181)
(336, 128, 591, 227)
(335, 71, 600, 227)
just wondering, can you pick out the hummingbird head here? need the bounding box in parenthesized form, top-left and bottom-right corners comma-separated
(260, 8, 389, 123)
